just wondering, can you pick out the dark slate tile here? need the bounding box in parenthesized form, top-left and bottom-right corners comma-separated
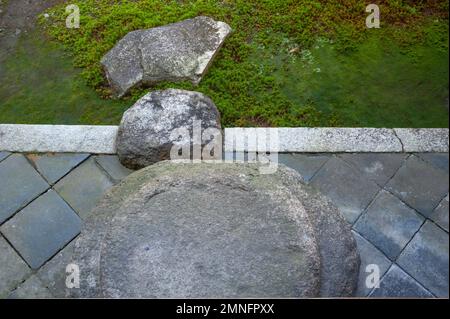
(278, 153, 330, 182)
(0, 154, 49, 224)
(0, 190, 81, 269)
(27, 153, 89, 185)
(339, 153, 407, 186)
(54, 158, 114, 219)
(0, 151, 11, 162)
(310, 156, 380, 224)
(397, 221, 449, 297)
(353, 231, 392, 297)
(354, 190, 424, 260)
(8, 275, 53, 299)
(416, 153, 449, 173)
(95, 155, 133, 183)
(369, 264, 434, 298)
(386, 155, 449, 218)
(0, 235, 31, 298)
(430, 195, 449, 232)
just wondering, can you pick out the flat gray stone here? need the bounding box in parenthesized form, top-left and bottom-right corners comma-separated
(101, 16, 231, 97)
(430, 195, 449, 232)
(72, 162, 359, 298)
(354, 190, 424, 260)
(386, 155, 449, 217)
(339, 153, 407, 186)
(416, 153, 449, 173)
(117, 89, 222, 169)
(310, 156, 380, 224)
(1, 190, 81, 269)
(8, 275, 53, 299)
(0, 235, 31, 298)
(95, 155, 133, 183)
(397, 221, 449, 297)
(27, 153, 89, 184)
(395, 129, 449, 153)
(0, 154, 49, 224)
(54, 158, 114, 219)
(0, 151, 10, 162)
(352, 231, 391, 297)
(369, 264, 433, 298)
(278, 154, 330, 182)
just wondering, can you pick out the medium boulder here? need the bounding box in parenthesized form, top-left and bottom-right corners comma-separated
(101, 16, 232, 97)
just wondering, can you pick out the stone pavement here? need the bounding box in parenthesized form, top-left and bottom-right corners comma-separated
(0, 151, 448, 298)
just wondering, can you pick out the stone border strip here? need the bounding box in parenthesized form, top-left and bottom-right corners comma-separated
(0, 125, 448, 154)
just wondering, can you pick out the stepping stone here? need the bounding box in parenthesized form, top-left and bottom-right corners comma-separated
(8, 275, 53, 299)
(27, 153, 89, 184)
(0, 154, 49, 224)
(369, 264, 433, 298)
(0, 151, 10, 162)
(54, 158, 114, 219)
(0, 235, 31, 298)
(430, 195, 449, 232)
(278, 153, 330, 182)
(71, 162, 359, 298)
(386, 155, 449, 218)
(1, 190, 82, 269)
(95, 155, 133, 183)
(397, 221, 449, 297)
(310, 156, 380, 224)
(354, 190, 424, 260)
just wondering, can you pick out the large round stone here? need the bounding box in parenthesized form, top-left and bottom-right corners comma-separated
(72, 162, 359, 298)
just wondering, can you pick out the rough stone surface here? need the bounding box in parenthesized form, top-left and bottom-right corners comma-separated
(117, 89, 222, 169)
(8, 275, 53, 299)
(71, 162, 358, 298)
(0, 190, 81, 269)
(354, 190, 424, 260)
(430, 195, 449, 232)
(95, 155, 133, 183)
(278, 153, 330, 182)
(386, 155, 449, 218)
(395, 129, 449, 153)
(397, 221, 449, 297)
(0, 154, 49, 224)
(0, 235, 31, 298)
(101, 16, 232, 97)
(27, 153, 89, 184)
(369, 264, 433, 298)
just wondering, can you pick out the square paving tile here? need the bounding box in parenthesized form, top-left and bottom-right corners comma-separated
(0, 235, 31, 298)
(27, 153, 90, 185)
(0, 190, 82, 269)
(0, 154, 49, 224)
(416, 153, 449, 173)
(354, 190, 424, 260)
(0, 151, 11, 162)
(397, 221, 449, 297)
(310, 156, 380, 223)
(369, 264, 433, 298)
(278, 153, 330, 182)
(95, 155, 133, 183)
(339, 153, 407, 186)
(386, 155, 449, 218)
(352, 231, 392, 297)
(54, 158, 114, 219)
(8, 275, 53, 299)
(430, 195, 449, 232)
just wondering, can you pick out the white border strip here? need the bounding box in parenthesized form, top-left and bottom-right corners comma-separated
(0, 125, 448, 153)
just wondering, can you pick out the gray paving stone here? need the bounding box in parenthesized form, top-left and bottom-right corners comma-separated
(95, 155, 133, 183)
(27, 153, 90, 185)
(0, 235, 31, 298)
(339, 153, 407, 186)
(54, 158, 114, 219)
(386, 155, 449, 218)
(397, 221, 449, 297)
(8, 275, 53, 299)
(369, 264, 433, 298)
(37, 241, 75, 298)
(0, 190, 82, 269)
(352, 231, 391, 297)
(0, 154, 49, 224)
(0, 151, 10, 162)
(416, 153, 449, 173)
(278, 153, 330, 182)
(310, 156, 380, 224)
(354, 190, 424, 260)
(430, 195, 449, 232)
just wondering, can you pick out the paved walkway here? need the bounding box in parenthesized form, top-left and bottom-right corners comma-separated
(0, 151, 448, 298)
